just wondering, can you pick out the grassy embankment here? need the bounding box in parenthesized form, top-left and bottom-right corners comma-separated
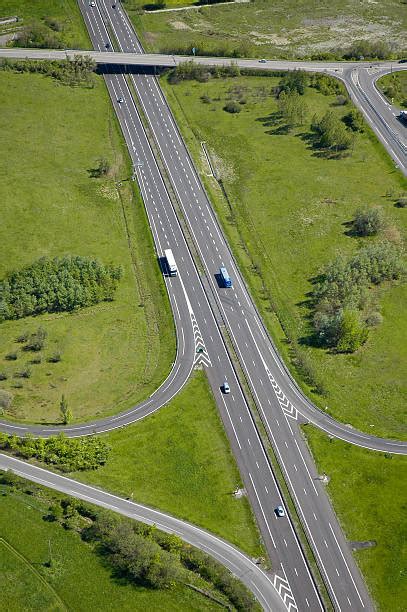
(161, 73, 407, 439)
(305, 426, 407, 611)
(75, 371, 263, 558)
(0, 481, 227, 611)
(377, 70, 407, 109)
(0, 70, 174, 424)
(125, 0, 407, 59)
(0, 0, 90, 49)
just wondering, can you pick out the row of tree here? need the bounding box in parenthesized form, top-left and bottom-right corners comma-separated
(0, 56, 96, 87)
(0, 432, 110, 471)
(312, 241, 405, 351)
(0, 255, 122, 322)
(85, 512, 256, 608)
(0, 471, 256, 609)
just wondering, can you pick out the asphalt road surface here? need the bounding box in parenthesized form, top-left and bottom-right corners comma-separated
(1, 10, 406, 610)
(0, 47, 405, 176)
(87, 3, 376, 610)
(0, 453, 286, 612)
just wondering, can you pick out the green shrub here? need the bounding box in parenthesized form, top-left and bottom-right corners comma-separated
(0, 255, 122, 322)
(0, 390, 13, 410)
(342, 109, 365, 132)
(312, 242, 405, 349)
(0, 433, 110, 472)
(224, 101, 241, 114)
(353, 207, 385, 236)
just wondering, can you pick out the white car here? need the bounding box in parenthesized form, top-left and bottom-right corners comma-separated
(90, 1, 96, 6)
(275, 505, 285, 517)
(223, 381, 230, 394)
(259, 59, 267, 63)
(117, 97, 124, 103)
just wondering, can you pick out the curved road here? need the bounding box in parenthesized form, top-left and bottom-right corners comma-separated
(0, 453, 285, 612)
(1, 18, 406, 610)
(0, 49, 405, 452)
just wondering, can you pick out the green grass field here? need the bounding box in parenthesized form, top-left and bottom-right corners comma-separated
(75, 371, 263, 557)
(0, 70, 174, 424)
(161, 74, 407, 438)
(126, 0, 407, 59)
(0, 0, 90, 49)
(305, 426, 407, 611)
(377, 70, 407, 109)
(0, 486, 223, 611)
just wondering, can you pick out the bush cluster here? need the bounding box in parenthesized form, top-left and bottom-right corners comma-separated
(85, 513, 257, 608)
(0, 255, 122, 322)
(0, 473, 257, 609)
(309, 73, 343, 96)
(168, 61, 240, 84)
(0, 56, 96, 87)
(277, 70, 308, 96)
(311, 111, 354, 152)
(0, 433, 110, 472)
(312, 242, 405, 351)
(181, 546, 257, 610)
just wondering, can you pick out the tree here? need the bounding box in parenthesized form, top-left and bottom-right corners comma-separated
(277, 91, 309, 128)
(278, 70, 307, 96)
(311, 111, 353, 152)
(95, 158, 110, 177)
(60, 395, 72, 424)
(336, 310, 368, 353)
(353, 207, 385, 236)
(342, 109, 364, 132)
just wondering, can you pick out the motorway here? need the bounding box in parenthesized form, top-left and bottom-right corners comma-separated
(0, 47, 405, 175)
(1, 7, 406, 611)
(0, 453, 285, 612)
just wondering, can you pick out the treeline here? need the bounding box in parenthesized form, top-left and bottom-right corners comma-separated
(312, 242, 405, 352)
(0, 255, 122, 322)
(85, 513, 257, 608)
(0, 432, 110, 472)
(168, 60, 241, 84)
(0, 56, 96, 87)
(0, 471, 257, 609)
(160, 38, 405, 62)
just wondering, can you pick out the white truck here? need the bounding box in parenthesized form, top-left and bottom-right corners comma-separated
(164, 249, 177, 276)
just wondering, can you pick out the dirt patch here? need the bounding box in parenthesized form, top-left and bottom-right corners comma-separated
(170, 20, 192, 31)
(0, 32, 17, 46)
(249, 30, 289, 46)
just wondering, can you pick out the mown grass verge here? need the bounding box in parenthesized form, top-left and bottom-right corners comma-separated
(304, 426, 407, 612)
(74, 370, 264, 558)
(0, 70, 174, 424)
(160, 72, 407, 439)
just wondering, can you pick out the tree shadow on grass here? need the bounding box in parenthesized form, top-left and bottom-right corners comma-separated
(296, 131, 349, 160)
(87, 166, 103, 179)
(342, 218, 359, 237)
(255, 111, 292, 136)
